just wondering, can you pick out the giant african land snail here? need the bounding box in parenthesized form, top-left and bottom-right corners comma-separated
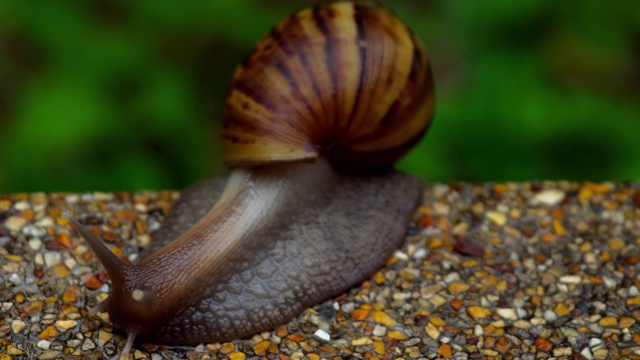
(67, 1, 434, 356)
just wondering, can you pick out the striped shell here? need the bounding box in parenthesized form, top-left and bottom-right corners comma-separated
(222, 1, 434, 169)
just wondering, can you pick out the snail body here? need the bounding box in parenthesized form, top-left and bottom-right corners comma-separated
(69, 1, 434, 356)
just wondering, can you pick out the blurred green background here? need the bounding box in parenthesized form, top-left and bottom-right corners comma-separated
(0, 0, 639, 193)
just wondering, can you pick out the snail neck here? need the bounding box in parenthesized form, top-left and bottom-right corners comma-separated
(138, 158, 335, 298)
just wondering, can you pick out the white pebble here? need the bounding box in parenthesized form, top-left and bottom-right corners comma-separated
(65, 194, 79, 203)
(64, 258, 78, 270)
(474, 324, 484, 336)
(559, 275, 581, 284)
(393, 292, 411, 301)
(13, 201, 30, 211)
(393, 250, 408, 261)
(516, 308, 529, 319)
(341, 302, 355, 314)
(531, 189, 565, 206)
(28, 238, 43, 251)
(444, 272, 461, 283)
(372, 324, 386, 337)
(44, 252, 62, 268)
(433, 184, 449, 198)
(588, 338, 603, 349)
(35, 217, 54, 227)
(433, 202, 450, 215)
(603, 276, 618, 289)
(580, 346, 594, 360)
(530, 317, 546, 325)
(11, 319, 26, 333)
(37, 340, 52, 350)
(9, 273, 22, 286)
(629, 286, 640, 297)
(55, 319, 78, 331)
(34, 254, 44, 267)
(94, 192, 114, 201)
(5, 216, 27, 231)
(544, 310, 558, 321)
(22, 225, 47, 237)
(496, 308, 518, 320)
(412, 248, 427, 259)
(314, 329, 331, 341)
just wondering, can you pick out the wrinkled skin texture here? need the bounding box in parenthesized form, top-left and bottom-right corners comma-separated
(132, 162, 423, 344)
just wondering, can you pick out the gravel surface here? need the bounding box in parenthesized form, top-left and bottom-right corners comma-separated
(1, 181, 640, 359)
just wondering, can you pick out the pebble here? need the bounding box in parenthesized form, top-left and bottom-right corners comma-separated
(425, 322, 440, 339)
(38, 326, 58, 340)
(5, 216, 27, 231)
(313, 329, 330, 341)
(11, 319, 27, 333)
(486, 211, 507, 225)
(543, 309, 557, 321)
(608, 237, 625, 251)
(448, 281, 470, 294)
(43, 252, 61, 268)
(554, 303, 570, 316)
(580, 347, 594, 359)
(598, 317, 617, 327)
(553, 347, 572, 356)
(534, 337, 553, 353)
(97, 330, 114, 346)
(29, 238, 43, 250)
(54, 319, 77, 331)
(228, 352, 246, 360)
(466, 306, 492, 319)
(52, 264, 70, 278)
(38, 350, 61, 359)
(593, 349, 608, 359)
(620, 317, 635, 328)
(36, 340, 51, 350)
(512, 320, 531, 329)
(496, 308, 518, 320)
(370, 311, 396, 327)
(8, 273, 22, 285)
(352, 337, 373, 346)
(387, 330, 406, 340)
(372, 324, 387, 337)
(82, 339, 96, 351)
(438, 343, 452, 357)
(559, 275, 581, 284)
(531, 189, 565, 206)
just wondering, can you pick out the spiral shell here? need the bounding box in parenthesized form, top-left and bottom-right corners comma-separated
(222, 1, 434, 169)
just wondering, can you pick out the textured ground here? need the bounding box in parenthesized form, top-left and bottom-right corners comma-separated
(1, 181, 640, 359)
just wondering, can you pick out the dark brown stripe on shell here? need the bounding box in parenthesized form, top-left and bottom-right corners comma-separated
(268, 26, 294, 57)
(347, 4, 368, 126)
(232, 80, 278, 114)
(312, 5, 340, 132)
(271, 57, 315, 132)
(223, 110, 302, 147)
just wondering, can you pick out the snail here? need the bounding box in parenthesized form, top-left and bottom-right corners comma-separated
(67, 0, 434, 356)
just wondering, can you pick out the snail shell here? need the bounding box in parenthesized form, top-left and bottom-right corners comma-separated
(223, 1, 434, 169)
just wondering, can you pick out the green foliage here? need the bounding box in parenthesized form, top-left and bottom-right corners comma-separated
(0, 0, 638, 192)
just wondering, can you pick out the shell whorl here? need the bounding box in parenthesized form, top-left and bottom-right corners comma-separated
(222, 1, 434, 169)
